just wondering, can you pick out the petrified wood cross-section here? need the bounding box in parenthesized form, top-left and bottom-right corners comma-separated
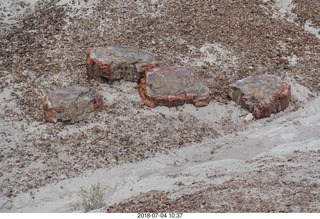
(229, 74, 291, 118)
(43, 86, 103, 123)
(86, 46, 158, 82)
(139, 67, 211, 108)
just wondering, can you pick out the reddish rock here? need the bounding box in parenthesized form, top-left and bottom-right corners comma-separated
(229, 74, 291, 118)
(139, 67, 211, 108)
(42, 86, 103, 123)
(86, 46, 158, 82)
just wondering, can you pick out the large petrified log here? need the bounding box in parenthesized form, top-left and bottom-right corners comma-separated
(42, 86, 103, 123)
(86, 46, 158, 82)
(229, 74, 291, 118)
(139, 67, 211, 107)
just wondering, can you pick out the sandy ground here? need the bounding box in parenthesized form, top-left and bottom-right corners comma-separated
(5, 92, 320, 212)
(0, 0, 320, 213)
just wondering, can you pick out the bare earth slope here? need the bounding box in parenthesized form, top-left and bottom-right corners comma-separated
(0, 0, 320, 212)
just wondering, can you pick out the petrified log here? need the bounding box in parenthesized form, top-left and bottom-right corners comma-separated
(42, 86, 103, 123)
(86, 46, 158, 82)
(229, 74, 291, 118)
(139, 67, 211, 107)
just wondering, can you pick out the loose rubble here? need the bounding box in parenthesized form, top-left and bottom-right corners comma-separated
(229, 74, 291, 118)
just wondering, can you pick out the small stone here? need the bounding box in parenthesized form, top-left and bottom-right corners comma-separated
(27, 182, 34, 189)
(293, 119, 301, 125)
(0, 172, 3, 177)
(201, 65, 208, 69)
(0, 196, 13, 210)
(42, 86, 103, 123)
(86, 45, 158, 82)
(4, 187, 13, 197)
(16, 162, 25, 168)
(308, 93, 315, 98)
(244, 113, 254, 123)
(139, 67, 211, 107)
(229, 74, 291, 119)
(290, 95, 298, 103)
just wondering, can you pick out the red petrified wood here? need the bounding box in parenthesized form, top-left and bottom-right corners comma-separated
(229, 74, 291, 118)
(139, 67, 211, 108)
(86, 45, 158, 82)
(42, 86, 103, 123)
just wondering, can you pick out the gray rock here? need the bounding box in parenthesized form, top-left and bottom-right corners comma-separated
(229, 74, 291, 118)
(0, 196, 13, 211)
(42, 86, 103, 123)
(3, 186, 13, 197)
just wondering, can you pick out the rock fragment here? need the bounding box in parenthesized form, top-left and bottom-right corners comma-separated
(229, 74, 291, 118)
(42, 86, 103, 123)
(290, 95, 298, 103)
(244, 113, 254, 123)
(86, 46, 158, 82)
(139, 67, 211, 107)
(3, 187, 13, 197)
(0, 196, 13, 210)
